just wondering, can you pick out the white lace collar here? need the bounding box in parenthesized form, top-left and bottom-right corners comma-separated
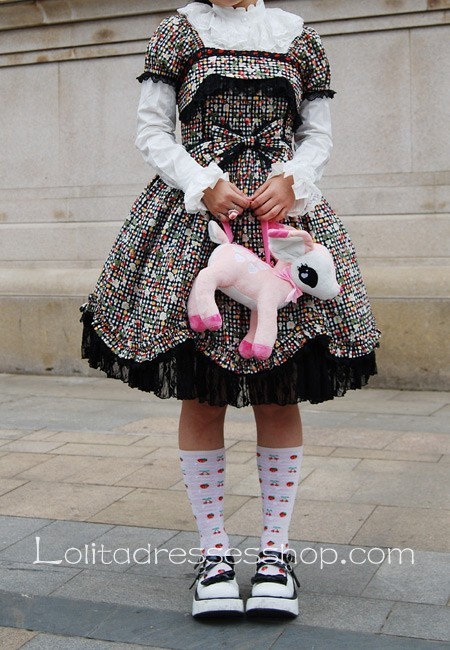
(177, 1, 304, 54)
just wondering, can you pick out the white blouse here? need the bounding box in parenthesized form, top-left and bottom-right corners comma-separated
(135, 0, 333, 215)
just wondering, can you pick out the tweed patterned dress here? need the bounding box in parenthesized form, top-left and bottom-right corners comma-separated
(80, 14, 381, 407)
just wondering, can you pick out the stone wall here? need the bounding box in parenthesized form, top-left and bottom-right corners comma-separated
(0, 0, 449, 389)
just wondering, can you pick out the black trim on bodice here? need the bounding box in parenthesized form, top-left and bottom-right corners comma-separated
(137, 45, 336, 129)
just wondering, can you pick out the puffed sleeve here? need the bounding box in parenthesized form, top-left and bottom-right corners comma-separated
(137, 16, 187, 87)
(296, 27, 336, 101)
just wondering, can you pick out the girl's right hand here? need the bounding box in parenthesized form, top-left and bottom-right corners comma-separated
(202, 179, 251, 222)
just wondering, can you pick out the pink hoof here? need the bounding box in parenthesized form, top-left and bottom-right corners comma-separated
(203, 313, 222, 331)
(253, 344, 273, 360)
(239, 340, 254, 359)
(189, 314, 206, 332)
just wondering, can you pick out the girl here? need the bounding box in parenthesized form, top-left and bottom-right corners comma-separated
(80, 0, 380, 619)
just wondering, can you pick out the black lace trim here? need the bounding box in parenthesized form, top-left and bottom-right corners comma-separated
(179, 74, 302, 129)
(304, 89, 336, 100)
(80, 310, 377, 408)
(136, 71, 177, 86)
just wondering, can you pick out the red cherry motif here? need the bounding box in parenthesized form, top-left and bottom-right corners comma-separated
(207, 513, 214, 519)
(218, 496, 223, 501)
(268, 496, 275, 500)
(215, 543, 223, 548)
(280, 512, 287, 518)
(267, 540, 275, 546)
(200, 484, 209, 489)
(218, 569, 224, 574)
(263, 526, 268, 531)
(290, 455, 297, 460)
(218, 468, 224, 473)
(261, 566, 267, 571)
(269, 468, 278, 473)
(257, 452, 261, 457)
(197, 458, 207, 463)
(286, 481, 294, 487)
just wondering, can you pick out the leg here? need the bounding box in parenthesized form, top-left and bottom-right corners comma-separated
(178, 399, 229, 552)
(252, 404, 303, 550)
(179, 398, 227, 451)
(252, 300, 279, 360)
(253, 403, 303, 448)
(238, 309, 258, 358)
(187, 269, 222, 331)
(179, 400, 243, 617)
(246, 403, 304, 617)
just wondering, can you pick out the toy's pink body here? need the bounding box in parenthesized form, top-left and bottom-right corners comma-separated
(187, 221, 340, 360)
(189, 242, 297, 359)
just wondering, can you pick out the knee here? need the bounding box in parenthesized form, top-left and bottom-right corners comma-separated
(181, 399, 227, 427)
(253, 403, 300, 427)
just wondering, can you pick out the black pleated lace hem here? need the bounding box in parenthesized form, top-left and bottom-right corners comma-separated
(81, 310, 377, 408)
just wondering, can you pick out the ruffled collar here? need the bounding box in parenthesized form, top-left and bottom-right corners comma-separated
(212, 0, 266, 22)
(177, 1, 304, 54)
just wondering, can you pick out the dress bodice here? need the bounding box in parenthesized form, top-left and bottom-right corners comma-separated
(137, 14, 334, 175)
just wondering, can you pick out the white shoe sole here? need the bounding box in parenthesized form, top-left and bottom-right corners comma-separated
(246, 595, 298, 618)
(192, 595, 244, 618)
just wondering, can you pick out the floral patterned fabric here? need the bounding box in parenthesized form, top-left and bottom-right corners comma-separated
(80, 13, 380, 406)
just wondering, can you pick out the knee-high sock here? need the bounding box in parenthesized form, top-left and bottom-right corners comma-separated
(179, 447, 230, 556)
(257, 444, 303, 554)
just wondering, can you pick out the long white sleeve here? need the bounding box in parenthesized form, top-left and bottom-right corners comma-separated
(135, 79, 228, 213)
(268, 97, 333, 216)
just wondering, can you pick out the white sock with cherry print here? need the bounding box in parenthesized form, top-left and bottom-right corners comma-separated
(256, 444, 303, 578)
(179, 447, 231, 571)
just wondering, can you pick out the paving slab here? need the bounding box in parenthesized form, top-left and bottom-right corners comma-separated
(353, 506, 450, 553)
(362, 550, 450, 605)
(0, 519, 113, 565)
(89, 487, 250, 530)
(291, 543, 381, 598)
(16, 456, 151, 487)
(292, 592, 393, 633)
(386, 432, 450, 455)
(0, 453, 52, 478)
(382, 602, 450, 642)
(0, 561, 81, 596)
(0, 515, 52, 551)
(21, 635, 152, 649)
(0, 478, 26, 497)
(349, 459, 450, 508)
(0, 626, 37, 649)
(271, 625, 450, 649)
(0, 481, 134, 521)
(226, 496, 375, 545)
(0, 429, 39, 440)
(66, 526, 179, 573)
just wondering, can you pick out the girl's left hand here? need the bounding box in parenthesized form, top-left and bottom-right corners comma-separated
(249, 174, 295, 222)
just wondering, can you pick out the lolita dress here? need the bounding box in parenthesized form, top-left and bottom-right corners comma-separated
(80, 0, 380, 407)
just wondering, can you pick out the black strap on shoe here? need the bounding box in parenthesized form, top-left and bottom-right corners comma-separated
(189, 554, 236, 590)
(251, 550, 301, 588)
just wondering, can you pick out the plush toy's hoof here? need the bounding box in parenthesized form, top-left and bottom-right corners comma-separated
(253, 344, 273, 360)
(203, 314, 222, 331)
(189, 315, 206, 332)
(238, 340, 254, 359)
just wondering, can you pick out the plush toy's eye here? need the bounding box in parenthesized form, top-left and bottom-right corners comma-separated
(297, 264, 318, 288)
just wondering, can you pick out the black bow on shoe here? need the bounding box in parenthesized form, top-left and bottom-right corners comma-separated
(189, 554, 236, 590)
(251, 550, 301, 588)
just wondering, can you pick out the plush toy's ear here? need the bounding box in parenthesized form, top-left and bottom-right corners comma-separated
(208, 220, 231, 245)
(268, 228, 314, 262)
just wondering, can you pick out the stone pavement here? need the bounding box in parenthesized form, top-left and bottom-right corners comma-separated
(0, 373, 449, 649)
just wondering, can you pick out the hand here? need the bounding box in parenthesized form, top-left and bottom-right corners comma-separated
(202, 179, 251, 222)
(249, 174, 295, 222)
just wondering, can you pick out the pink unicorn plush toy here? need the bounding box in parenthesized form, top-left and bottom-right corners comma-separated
(187, 221, 341, 360)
